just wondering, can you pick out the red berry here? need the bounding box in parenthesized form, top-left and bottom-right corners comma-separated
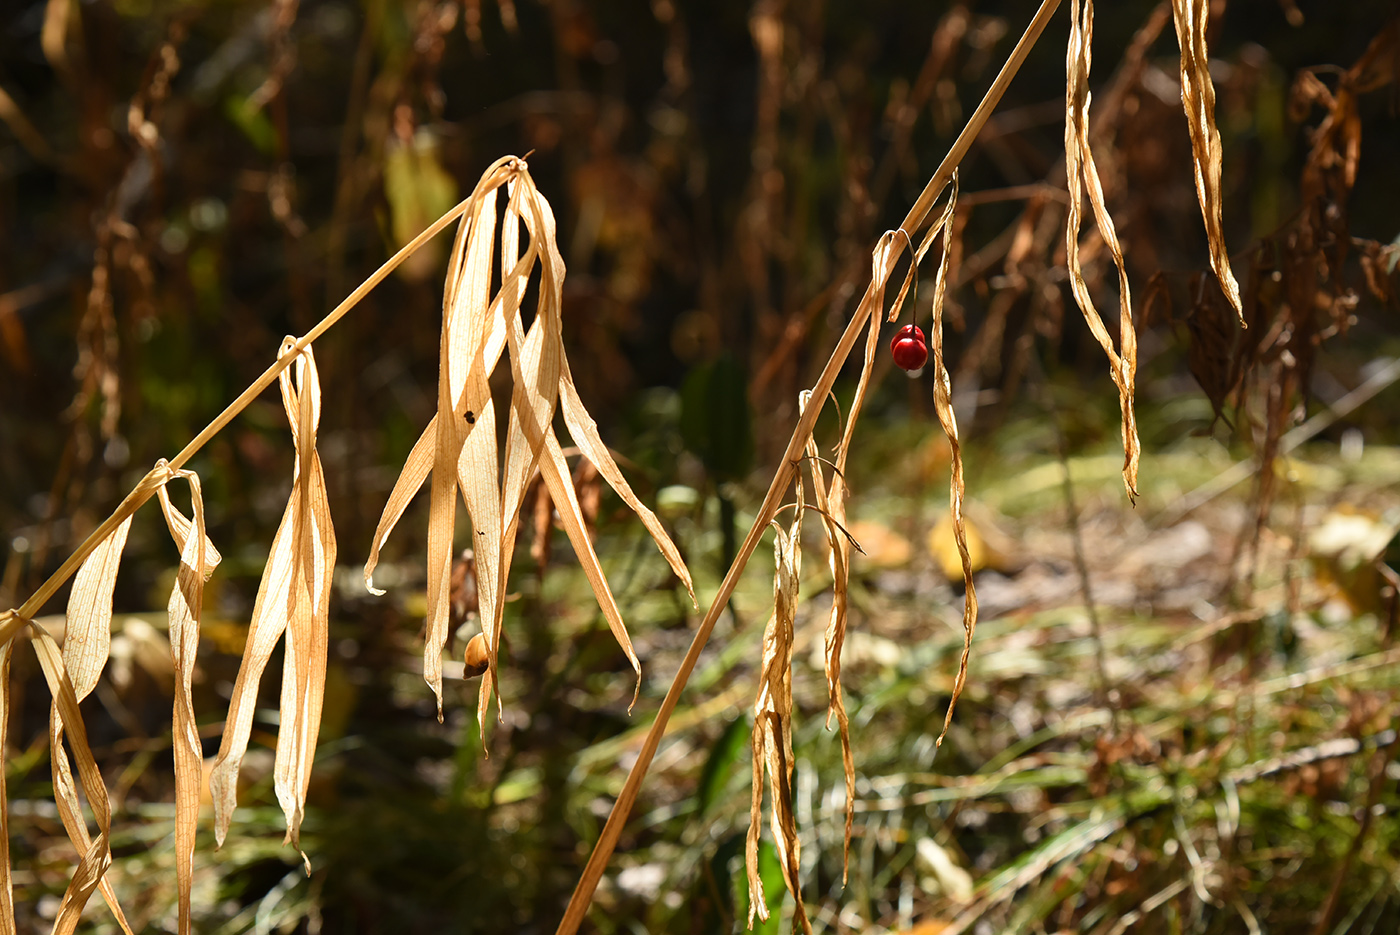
(890, 324, 928, 371)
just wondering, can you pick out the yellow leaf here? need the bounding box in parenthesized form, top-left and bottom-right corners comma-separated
(847, 520, 912, 569)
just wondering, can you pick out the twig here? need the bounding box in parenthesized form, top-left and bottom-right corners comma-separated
(1031, 357, 1113, 719)
(1226, 730, 1395, 785)
(553, 2, 1066, 930)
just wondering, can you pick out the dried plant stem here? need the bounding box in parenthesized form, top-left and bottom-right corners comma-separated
(1, 187, 485, 642)
(555, 2, 1063, 930)
(1033, 363, 1113, 721)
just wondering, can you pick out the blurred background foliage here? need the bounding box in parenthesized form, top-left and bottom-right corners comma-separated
(2, 0, 1400, 932)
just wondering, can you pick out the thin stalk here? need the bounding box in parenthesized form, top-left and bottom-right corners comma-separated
(3, 163, 514, 639)
(1028, 352, 1112, 719)
(554, 1, 1064, 930)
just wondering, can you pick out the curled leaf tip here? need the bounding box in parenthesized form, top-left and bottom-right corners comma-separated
(364, 571, 386, 597)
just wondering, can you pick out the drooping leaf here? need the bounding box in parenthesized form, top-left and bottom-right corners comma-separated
(0, 640, 13, 935)
(157, 465, 219, 935)
(39, 469, 174, 935)
(1171, 0, 1244, 323)
(746, 487, 809, 934)
(30, 620, 123, 935)
(363, 157, 693, 743)
(262, 342, 337, 864)
(799, 391, 856, 883)
(923, 175, 980, 749)
(1065, 0, 1140, 501)
(50, 517, 137, 934)
(61, 516, 132, 699)
(559, 356, 696, 607)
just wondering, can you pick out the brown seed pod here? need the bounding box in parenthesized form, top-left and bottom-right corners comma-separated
(463, 632, 490, 679)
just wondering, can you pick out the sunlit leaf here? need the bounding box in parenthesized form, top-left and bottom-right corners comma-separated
(1171, 0, 1244, 323)
(157, 464, 218, 935)
(61, 516, 131, 699)
(363, 156, 693, 741)
(30, 620, 122, 935)
(1065, 0, 1140, 501)
(746, 487, 809, 934)
(922, 174, 980, 749)
(0, 640, 13, 935)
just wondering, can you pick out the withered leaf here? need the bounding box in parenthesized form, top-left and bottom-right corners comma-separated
(1172, 0, 1245, 323)
(1065, 0, 1141, 501)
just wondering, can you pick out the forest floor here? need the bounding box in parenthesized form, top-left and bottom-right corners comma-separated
(7, 387, 1400, 935)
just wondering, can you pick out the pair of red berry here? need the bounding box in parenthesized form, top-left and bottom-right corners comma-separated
(890, 324, 928, 371)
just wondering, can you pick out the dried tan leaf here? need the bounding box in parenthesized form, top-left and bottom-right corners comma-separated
(43, 466, 184, 935)
(267, 342, 336, 864)
(424, 188, 493, 720)
(360, 159, 518, 723)
(1171, 0, 1244, 323)
(62, 516, 132, 699)
(746, 494, 809, 934)
(364, 157, 692, 743)
(157, 465, 218, 935)
(538, 431, 641, 703)
(798, 391, 855, 883)
(29, 620, 121, 935)
(1065, 0, 1140, 501)
(923, 175, 980, 748)
(49, 516, 136, 935)
(487, 178, 563, 726)
(0, 640, 13, 935)
(363, 414, 436, 595)
(210, 470, 299, 844)
(39, 471, 174, 935)
(799, 176, 960, 882)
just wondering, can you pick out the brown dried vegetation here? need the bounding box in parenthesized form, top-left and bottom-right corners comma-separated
(1, 1, 1398, 933)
